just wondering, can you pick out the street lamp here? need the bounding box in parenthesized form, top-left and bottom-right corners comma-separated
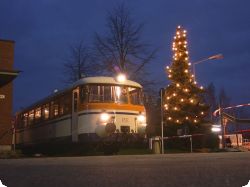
(193, 54, 223, 78)
(160, 88, 164, 154)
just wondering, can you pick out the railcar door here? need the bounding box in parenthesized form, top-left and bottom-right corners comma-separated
(71, 88, 79, 142)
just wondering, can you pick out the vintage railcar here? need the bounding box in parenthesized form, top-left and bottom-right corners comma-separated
(15, 76, 147, 153)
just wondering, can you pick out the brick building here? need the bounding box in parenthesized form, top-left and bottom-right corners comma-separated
(0, 39, 19, 151)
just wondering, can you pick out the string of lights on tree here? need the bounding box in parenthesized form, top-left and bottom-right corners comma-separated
(164, 25, 208, 125)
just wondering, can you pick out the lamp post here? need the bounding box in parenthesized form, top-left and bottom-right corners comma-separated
(193, 54, 223, 78)
(160, 88, 164, 154)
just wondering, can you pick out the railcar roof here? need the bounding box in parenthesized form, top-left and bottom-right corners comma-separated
(73, 76, 142, 88)
(17, 76, 142, 114)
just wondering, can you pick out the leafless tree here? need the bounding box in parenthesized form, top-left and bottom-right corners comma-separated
(94, 4, 158, 91)
(63, 41, 100, 83)
(205, 82, 218, 121)
(218, 87, 231, 108)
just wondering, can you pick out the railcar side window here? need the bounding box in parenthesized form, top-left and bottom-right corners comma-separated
(43, 104, 50, 120)
(35, 107, 41, 122)
(51, 101, 59, 118)
(61, 94, 71, 114)
(28, 110, 34, 125)
(73, 92, 78, 112)
(54, 103, 59, 117)
(22, 113, 28, 127)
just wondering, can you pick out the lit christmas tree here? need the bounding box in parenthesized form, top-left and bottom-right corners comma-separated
(164, 26, 208, 132)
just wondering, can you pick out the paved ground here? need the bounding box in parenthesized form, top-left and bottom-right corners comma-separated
(0, 152, 249, 187)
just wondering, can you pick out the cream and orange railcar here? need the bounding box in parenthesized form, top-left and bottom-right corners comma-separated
(15, 77, 147, 152)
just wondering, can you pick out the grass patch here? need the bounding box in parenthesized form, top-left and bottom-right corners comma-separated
(0, 150, 24, 159)
(118, 148, 152, 155)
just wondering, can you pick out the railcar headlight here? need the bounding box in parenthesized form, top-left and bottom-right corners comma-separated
(100, 113, 110, 122)
(137, 115, 146, 123)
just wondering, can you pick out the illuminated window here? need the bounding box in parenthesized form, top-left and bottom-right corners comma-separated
(80, 86, 89, 103)
(28, 110, 34, 125)
(22, 113, 28, 127)
(35, 107, 41, 121)
(43, 104, 50, 120)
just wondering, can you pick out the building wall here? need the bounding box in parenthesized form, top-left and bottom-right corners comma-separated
(0, 40, 15, 149)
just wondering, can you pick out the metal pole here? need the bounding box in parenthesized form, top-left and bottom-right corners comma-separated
(190, 136, 193, 153)
(193, 64, 195, 78)
(219, 105, 225, 149)
(161, 89, 164, 154)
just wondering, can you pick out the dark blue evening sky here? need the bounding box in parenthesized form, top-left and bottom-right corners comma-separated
(0, 0, 250, 112)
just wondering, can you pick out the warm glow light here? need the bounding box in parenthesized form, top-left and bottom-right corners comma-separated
(190, 99, 194, 103)
(211, 127, 221, 132)
(166, 66, 169, 69)
(167, 97, 170, 100)
(173, 93, 176, 96)
(116, 74, 126, 83)
(184, 88, 188, 92)
(181, 98, 184, 102)
(174, 107, 178, 110)
(188, 63, 191, 66)
(184, 69, 188, 73)
(176, 83, 180, 87)
(201, 112, 204, 115)
(137, 115, 146, 122)
(176, 120, 180, 123)
(194, 119, 197, 123)
(194, 81, 197, 84)
(168, 117, 172, 120)
(200, 86, 204, 90)
(100, 113, 110, 122)
(185, 116, 189, 120)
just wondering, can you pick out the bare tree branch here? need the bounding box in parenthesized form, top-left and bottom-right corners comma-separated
(94, 3, 158, 90)
(63, 40, 100, 84)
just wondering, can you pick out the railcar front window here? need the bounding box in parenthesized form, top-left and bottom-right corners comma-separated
(87, 85, 143, 104)
(129, 87, 143, 105)
(88, 85, 117, 103)
(114, 86, 128, 104)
